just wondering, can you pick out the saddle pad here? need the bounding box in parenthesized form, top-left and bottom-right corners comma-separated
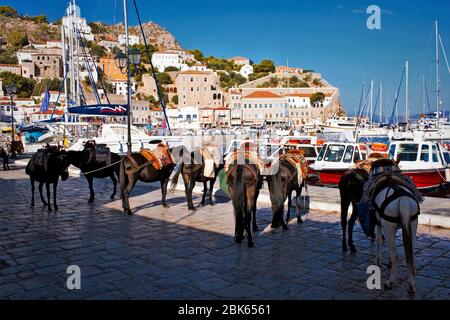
(140, 149, 162, 170)
(203, 158, 216, 178)
(140, 144, 174, 170)
(224, 150, 263, 173)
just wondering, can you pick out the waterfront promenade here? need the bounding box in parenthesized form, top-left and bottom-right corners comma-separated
(1, 161, 449, 299)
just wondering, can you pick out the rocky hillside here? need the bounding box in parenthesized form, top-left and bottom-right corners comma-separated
(0, 7, 181, 51)
(94, 22, 181, 51)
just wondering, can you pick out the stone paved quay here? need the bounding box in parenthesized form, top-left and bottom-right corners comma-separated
(1, 163, 450, 300)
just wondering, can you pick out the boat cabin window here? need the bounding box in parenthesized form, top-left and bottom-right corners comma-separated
(420, 144, 429, 162)
(443, 151, 450, 165)
(324, 145, 345, 162)
(388, 144, 396, 160)
(432, 145, 439, 163)
(343, 145, 354, 163)
(317, 144, 327, 161)
(397, 144, 418, 162)
(297, 146, 317, 158)
(354, 147, 361, 162)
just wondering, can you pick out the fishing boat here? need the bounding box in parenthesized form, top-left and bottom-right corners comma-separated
(388, 140, 450, 191)
(309, 142, 369, 186)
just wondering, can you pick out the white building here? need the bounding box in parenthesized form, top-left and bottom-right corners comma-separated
(177, 106, 200, 129)
(111, 80, 137, 96)
(118, 34, 140, 46)
(98, 40, 120, 50)
(62, 15, 94, 42)
(239, 64, 253, 79)
(229, 56, 251, 66)
(152, 51, 189, 72)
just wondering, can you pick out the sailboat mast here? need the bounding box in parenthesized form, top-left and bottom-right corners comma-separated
(405, 60, 409, 123)
(422, 75, 425, 115)
(380, 83, 383, 123)
(436, 19, 440, 128)
(370, 79, 374, 123)
(61, 23, 68, 122)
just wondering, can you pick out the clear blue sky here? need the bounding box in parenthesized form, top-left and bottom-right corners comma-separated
(4, 0, 450, 119)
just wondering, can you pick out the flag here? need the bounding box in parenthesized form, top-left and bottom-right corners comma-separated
(40, 89, 50, 112)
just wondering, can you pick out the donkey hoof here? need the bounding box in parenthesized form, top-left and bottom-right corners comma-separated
(124, 209, 132, 215)
(110, 195, 115, 200)
(342, 244, 348, 252)
(88, 198, 95, 203)
(282, 224, 289, 230)
(200, 201, 205, 206)
(248, 241, 254, 248)
(349, 246, 357, 253)
(407, 284, 416, 295)
(297, 217, 304, 224)
(48, 207, 53, 212)
(234, 236, 242, 244)
(31, 202, 34, 207)
(162, 203, 170, 208)
(54, 205, 59, 211)
(252, 225, 259, 232)
(210, 201, 216, 206)
(188, 206, 196, 211)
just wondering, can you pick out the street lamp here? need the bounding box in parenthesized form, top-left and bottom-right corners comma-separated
(5, 83, 17, 158)
(113, 44, 141, 153)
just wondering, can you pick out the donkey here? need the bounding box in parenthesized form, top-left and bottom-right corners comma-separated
(1, 143, 12, 170)
(25, 147, 71, 211)
(370, 158, 421, 294)
(338, 155, 385, 252)
(267, 154, 307, 229)
(170, 145, 224, 211)
(120, 145, 179, 215)
(67, 141, 121, 202)
(226, 162, 262, 248)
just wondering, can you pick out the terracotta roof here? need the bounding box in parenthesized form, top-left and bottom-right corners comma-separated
(242, 91, 282, 99)
(0, 64, 21, 68)
(214, 107, 230, 111)
(177, 70, 211, 75)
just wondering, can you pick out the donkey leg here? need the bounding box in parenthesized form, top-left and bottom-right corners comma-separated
(340, 198, 350, 251)
(30, 179, 35, 207)
(110, 174, 117, 199)
(53, 182, 59, 211)
(87, 175, 95, 203)
(375, 224, 383, 266)
(285, 190, 292, 224)
(252, 188, 260, 232)
(160, 176, 170, 208)
(185, 175, 196, 211)
(46, 182, 52, 211)
(122, 176, 137, 215)
(405, 219, 418, 294)
(209, 178, 216, 206)
(38, 182, 47, 206)
(296, 187, 304, 223)
(383, 222, 399, 289)
(348, 204, 358, 253)
(200, 181, 207, 206)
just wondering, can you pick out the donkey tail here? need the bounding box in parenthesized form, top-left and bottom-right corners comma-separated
(400, 205, 416, 276)
(170, 162, 183, 193)
(232, 166, 247, 222)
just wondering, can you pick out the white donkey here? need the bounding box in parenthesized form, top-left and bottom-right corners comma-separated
(368, 159, 422, 294)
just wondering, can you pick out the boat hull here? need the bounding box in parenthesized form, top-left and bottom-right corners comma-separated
(316, 168, 449, 192)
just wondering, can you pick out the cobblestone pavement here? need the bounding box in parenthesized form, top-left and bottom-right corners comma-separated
(1, 164, 449, 300)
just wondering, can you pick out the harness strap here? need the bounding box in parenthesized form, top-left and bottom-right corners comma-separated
(373, 186, 420, 223)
